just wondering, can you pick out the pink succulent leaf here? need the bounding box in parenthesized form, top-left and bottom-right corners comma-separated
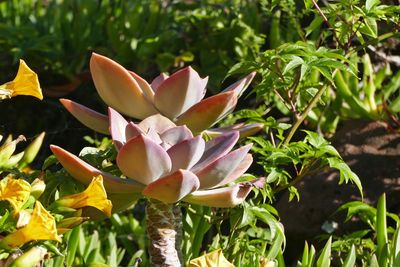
(204, 122, 264, 139)
(217, 154, 253, 189)
(50, 145, 144, 193)
(126, 122, 144, 141)
(191, 131, 239, 173)
(222, 72, 256, 98)
(144, 127, 163, 145)
(150, 73, 169, 92)
(167, 135, 205, 172)
(60, 99, 109, 134)
(109, 107, 129, 150)
(90, 53, 157, 119)
(138, 114, 176, 134)
(175, 91, 237, 133)
(183, 178, 265, 208)
(154, 66, 208, 119)
(116, 134, 172, 185)
(143, 169, 200, 203)
(196, 144, 253, 189)
(128, 70, 154, 102)
(160, 125, 193, 149)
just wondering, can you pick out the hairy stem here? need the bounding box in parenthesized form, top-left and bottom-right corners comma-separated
(146, 199, 181, 267)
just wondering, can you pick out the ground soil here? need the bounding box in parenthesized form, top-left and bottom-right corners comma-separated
(276, 120, 400, 264)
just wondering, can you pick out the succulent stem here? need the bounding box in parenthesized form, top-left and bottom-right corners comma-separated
(146, 199, 182, 267)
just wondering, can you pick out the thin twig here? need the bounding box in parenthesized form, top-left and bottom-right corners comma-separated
(312, 0, 344, 49)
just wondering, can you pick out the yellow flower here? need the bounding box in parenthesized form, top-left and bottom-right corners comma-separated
(188, 249, 235, 267)
(55, 175, 112, 217)
(0, 178, 31, 214)
(1, 201, 61, 247)
(0, 60, 42, 100)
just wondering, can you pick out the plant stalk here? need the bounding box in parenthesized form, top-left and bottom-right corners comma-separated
(146, 199, 182, 267)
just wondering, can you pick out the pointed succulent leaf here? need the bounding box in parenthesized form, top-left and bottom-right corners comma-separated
(184, 182, 254, 208)
(60, 99, 109, 134)
(160, 125, 193, 149)
(196, 144, 252, 189)
(204, 122, 264, 139)
(192, 131, 239, 173)
(222, 72, 256, 97)
(154, 66, 208, 118)
(117, 135, 172, 184)
(126, 122, 143, 141)
(176, 91, 237, 133)
(138, 114, 176, 133)
(109, 108, 142, 150)
(151, 73, 169, 91)
(90, 53, 157, 119)
(167, 135, 205, 172)
(128, 71, 154, 102)
(221, 154, 253, 187)
(18, 132, 45, 168)
(143, 169, 200, 203)
(50, 145, 144, 193)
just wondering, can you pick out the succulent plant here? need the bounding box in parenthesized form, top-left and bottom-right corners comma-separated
(60, 53, 262, 137)
(51, 108, 263, 212)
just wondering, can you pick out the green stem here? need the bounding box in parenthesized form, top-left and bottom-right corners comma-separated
(283, 83, 328, 146)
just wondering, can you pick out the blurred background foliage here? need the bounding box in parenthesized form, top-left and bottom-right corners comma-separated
(0, 0, 399, 266)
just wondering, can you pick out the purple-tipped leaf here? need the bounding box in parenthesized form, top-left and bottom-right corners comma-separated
(138, 114, 176, 134)
(220, 154, 253, 188)
(154, 66, 208, 118)
(143, 169, 199, 203)
(90, 53, 157, 119)
(160, 125, 193, 148)
(204, 122, 264, 139)
(191, 131, 239, 173)
(184, 182, 252, 208)
(176, 91, 237, 133)
(60, 99, 109, 134)
(50, 145, 144, 193)
(128, 71, 154, 102)
(167, 135, 205, 172)
(151, 73, 169, 92)
(196, 144, 252, 189)
(117, 135, 172, 185)
(222, 72, 256, 97)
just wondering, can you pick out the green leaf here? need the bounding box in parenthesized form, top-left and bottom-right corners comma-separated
(316, 237, 332, 267)
(342, 245, 356, 267)
(283, 56, 304, 75)
(327, 157, 363, 198)
(391, 226, 400, 266)
(366, 0, 380, 11)
(66, 227, 80, 267)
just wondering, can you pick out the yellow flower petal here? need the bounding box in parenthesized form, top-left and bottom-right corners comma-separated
(56, 175, 113, 217)
(0, 60, 43, 100)
(2, 201, 61, 247)
(188, 249, 235, 267)
(0, 178, 31, 214)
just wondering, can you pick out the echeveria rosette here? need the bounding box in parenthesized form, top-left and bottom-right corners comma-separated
(60, 53, 263, 137)
(50, 108, 263, 210)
